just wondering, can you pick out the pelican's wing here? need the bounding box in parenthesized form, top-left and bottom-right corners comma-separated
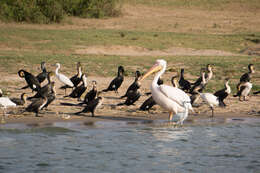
(57, 73, 74, 87)
(0, 97, 16, 107)
(159, 85, 190, 106)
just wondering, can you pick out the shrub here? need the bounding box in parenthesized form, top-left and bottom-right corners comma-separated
(0, 0, 121, 23)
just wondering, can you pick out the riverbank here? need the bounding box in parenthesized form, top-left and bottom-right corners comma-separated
(1, 75, 259, 126)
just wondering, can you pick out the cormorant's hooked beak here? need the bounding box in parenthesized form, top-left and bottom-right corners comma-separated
(139, 63, 162, 82)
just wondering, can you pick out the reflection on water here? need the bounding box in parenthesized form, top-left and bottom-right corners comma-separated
(0, 119, 260, 172)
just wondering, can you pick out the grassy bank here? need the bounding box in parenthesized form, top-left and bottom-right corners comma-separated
(0, 27, 259, 53)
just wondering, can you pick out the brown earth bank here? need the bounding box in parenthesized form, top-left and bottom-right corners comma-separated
(1, 75, 259, 126)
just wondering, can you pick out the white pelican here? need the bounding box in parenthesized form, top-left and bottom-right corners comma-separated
(140, 59, 193, 121)
(0, 89, 16, 123)
(55, 63, 74, 94)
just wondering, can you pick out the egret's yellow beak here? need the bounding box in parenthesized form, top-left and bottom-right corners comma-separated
(139, 63, 162, 82)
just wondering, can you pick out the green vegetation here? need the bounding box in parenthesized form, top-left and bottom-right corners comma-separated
(0, 0, 121, 23)
(130, 0, 260, 11)
(1, 27, 259, 53)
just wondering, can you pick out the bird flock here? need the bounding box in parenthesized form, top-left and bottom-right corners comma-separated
(0, 59, 258, 125)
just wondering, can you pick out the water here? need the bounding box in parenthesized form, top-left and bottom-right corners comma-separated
(0, 119, 260, 173)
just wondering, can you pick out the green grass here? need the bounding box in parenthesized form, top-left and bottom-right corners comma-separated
(1, 27, 260, 54)
(0, 27, 259, 93)
(129, 0, 260, 11)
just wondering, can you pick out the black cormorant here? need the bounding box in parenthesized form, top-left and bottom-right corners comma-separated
(120, 70, 141, 98)
(74, 97, 103, 117)
(102, 66, 124, 93)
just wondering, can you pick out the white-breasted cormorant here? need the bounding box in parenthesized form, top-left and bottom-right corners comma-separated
(236, 64, 255, 89)
(214, 78, 231, 107)
(18, 69, 41, 92)
(234, 81, 253, 101)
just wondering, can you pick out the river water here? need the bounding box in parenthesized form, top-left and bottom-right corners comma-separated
(0, 118, 260, 173)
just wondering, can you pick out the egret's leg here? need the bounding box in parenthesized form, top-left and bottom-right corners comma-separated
(1, 108, 6, 124)
(210, 106, 214, 117)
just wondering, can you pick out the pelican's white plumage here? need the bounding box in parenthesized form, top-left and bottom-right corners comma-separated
(140, 59, 193, 121)
(172, 102, 190, 125)
(0, 97, 16, 108)
(0, 89, 16, 122)
(55, 63, 74, 87)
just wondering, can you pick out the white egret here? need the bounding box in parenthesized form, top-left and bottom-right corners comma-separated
(199, 93, 221, 117)
(140, 59, 193, 121)
(55, 63, 74, 94)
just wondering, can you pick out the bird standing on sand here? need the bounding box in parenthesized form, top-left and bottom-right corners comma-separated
(27, 72, 55, 100)
(21, 62, 48, 90)
(190, 64, 213, 91)
(236, 64, 255, 90)
(55, 63, 74, 95)
(139, 59, 193, 121)
(199, 93, 223, 117)
(190, 71, 207, 106)
(25, 96, 47, 117)
(121, 70, 141, 98)
(36, 62, 48, 84)
(61, 62, 82, 92)
(18, 69, 41, 92)
(199, 79, 231, 117)
(84, 80, 98, 105)
(102, 66, 124, 93)
(178, 68, 191, 92)
(75, 96, 103, 117)
(118, 89, 141, 106)
(234, 81, 252, 101)
(65, 73, 88, 101)
(214, 78, 231, 107)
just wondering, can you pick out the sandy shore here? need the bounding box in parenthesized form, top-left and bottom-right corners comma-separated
(1, 75, 260, 126)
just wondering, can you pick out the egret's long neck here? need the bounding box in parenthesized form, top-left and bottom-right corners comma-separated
(55, 66, 59, 75)
(152, 66, 166, 88)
